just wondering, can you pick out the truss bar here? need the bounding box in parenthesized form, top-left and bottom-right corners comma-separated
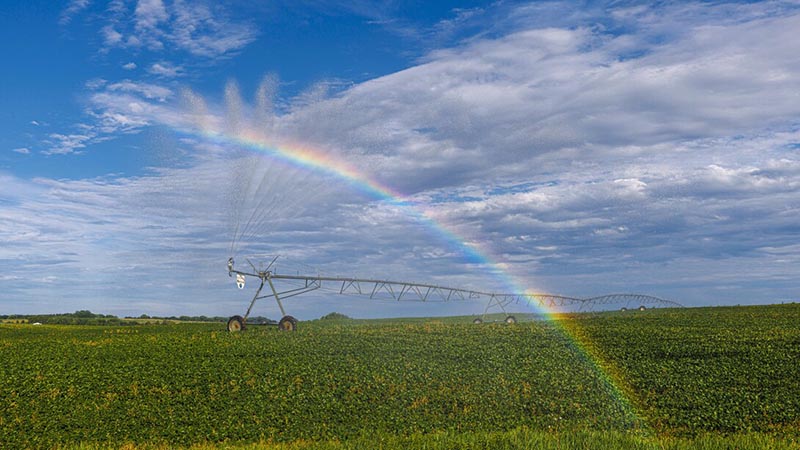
(497, 296, 509, 315)
(399, 284, 410, 300)
(228, 266, 684, 311)
(268, 273, 498, 299)
(257, 284, 320, 300)
(273, 286, 320, 300)
(340, 280, 363, 295)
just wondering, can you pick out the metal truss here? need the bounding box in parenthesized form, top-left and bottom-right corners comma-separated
(226, 258, 683, 331)
(583, 293, 684, 308)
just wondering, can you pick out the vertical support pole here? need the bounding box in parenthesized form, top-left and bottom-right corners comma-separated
(266, 274, 287, 317)
(482, 295, 496, 321)
(481, 295, 511, 320)
(244, 277, 265, 321)
(497, 296, 509, 315)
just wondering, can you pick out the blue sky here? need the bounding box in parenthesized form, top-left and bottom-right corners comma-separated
(2, 0, 800, 319)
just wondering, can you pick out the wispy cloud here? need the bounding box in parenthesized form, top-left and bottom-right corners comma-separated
(41, 80, 175, 155)
(87, 0, 257, 59)
(12, 147, 31, 154)
(106, 80, 172, 101)
(134, 0, 169, 31)
(148, 61, 183, 78)
(59, 0, 91, 26)
(275, 3, 800, 193)
(101, 25, 124, 47)
(169, 0, 258, 58)
(44, 133, 94, 155)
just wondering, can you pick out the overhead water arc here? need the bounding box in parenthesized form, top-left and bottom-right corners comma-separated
(188, 124, 543, 312)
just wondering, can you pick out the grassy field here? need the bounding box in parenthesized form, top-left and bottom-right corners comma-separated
(1, 304, 798, 449)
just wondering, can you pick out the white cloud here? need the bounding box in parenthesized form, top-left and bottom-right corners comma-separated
(39, 81, 173, 155)
(12, 147, 31, 154)
(169, 0, 258, 58)
(134, 0, 169, 31)
(91, 0, 257, 59)
(106, 80, 172, 101)
(132, 0, 168, 50)
(271, 5, 800, 194)
(59, 0, 90, 26)
(101, 25, 124, 46)
(148, 61, 183, 77)
(44, 133, 94, 155)
(85, 78, 107, 90)
(122, 62, 137, 70)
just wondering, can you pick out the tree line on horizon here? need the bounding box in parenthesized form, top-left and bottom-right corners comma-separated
(0, 310, 276, 325)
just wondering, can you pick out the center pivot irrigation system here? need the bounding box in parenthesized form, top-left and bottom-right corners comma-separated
(225, 258, 684, 332)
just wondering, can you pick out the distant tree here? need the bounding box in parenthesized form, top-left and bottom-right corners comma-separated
(73, 310, 95, 318)
(247, 316, 275, 325)
(320, 312, 351, 321)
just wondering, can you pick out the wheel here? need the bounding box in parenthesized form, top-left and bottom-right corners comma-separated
(638, 305, 647, 311)
(472, 318, 483, 324)
(227, 315, 245, 332)
(278, 315, 298, 332)
(505, 315, 517, 324)
(620, 307, 628, 312)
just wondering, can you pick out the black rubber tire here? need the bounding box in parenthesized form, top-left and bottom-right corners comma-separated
(505, 315, 517, 324)
(638, 305, 647, 311)
(620, 307, 628, 312)
(227, 315, 245, 332)
(278, 315, 298, 332)
(472, 318, 483, 324)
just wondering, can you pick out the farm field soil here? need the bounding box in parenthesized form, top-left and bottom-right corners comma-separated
(1, 304, 798, 449)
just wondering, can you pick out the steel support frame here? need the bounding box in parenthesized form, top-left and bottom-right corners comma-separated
(227, 259, 683, 321)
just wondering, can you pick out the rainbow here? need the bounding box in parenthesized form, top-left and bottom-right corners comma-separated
(197, 126, 529, 302)
(181, 118, 645, 429)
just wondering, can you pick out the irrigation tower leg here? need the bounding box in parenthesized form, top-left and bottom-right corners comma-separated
(481, 295, 510, 322)
(243, 278, 266, 322)
(266, 274, 297, 332)
(266, 275, 287, 317)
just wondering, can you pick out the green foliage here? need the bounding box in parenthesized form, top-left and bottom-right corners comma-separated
(318, 312, 351, 321)
(562, 304, 800, 436)
(1, 304, 798, 449)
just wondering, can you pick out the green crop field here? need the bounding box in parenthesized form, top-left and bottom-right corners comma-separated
(1, 304, 798, 449)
